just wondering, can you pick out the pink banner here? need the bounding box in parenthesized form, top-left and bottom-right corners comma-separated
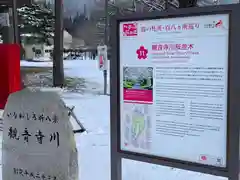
(123, 89, 153, 104)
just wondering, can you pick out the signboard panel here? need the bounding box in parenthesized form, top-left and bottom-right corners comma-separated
(119, 14, 229, 167)
(97, 45, 108, 71)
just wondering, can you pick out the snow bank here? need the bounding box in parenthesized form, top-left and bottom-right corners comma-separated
(21, 59, 110, 94)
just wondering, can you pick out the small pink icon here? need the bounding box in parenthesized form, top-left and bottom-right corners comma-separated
(123, 23, 138, 36)
(215, 20, 223, 28)
(124, 142, 128, 146)
(136, 46, 148, 60)
(99, 55, 103, 68)
(201, 155, 207, 161)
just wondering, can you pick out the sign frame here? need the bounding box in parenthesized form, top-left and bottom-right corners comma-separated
(110, 4, 240, 180)
(119, 13, 229, 167)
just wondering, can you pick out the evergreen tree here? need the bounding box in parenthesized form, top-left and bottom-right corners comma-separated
(17, 4, 54, 44)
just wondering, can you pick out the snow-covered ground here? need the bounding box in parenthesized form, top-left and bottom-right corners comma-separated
(1, 59, 227, 180)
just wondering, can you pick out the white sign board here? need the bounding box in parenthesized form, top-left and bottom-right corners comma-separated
(97, 45, 108, 71)
(2, 88, 78, 180)
(119, 14, 229, 167)
(0, 13, 9, 27)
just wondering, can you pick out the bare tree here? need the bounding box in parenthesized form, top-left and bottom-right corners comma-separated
(72, 0, 181, 48)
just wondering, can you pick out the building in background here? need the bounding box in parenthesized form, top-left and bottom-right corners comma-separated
(7, 0, 238, 60)
(23, 30, 79, 61)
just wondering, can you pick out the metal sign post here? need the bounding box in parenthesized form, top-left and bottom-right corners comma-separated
(110, 4, 240, 180)
(12, 0, 18, 44)
(97, 45, 108, 95)
(104, 0, 109, 96)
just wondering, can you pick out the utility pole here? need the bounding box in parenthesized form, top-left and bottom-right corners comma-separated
(53, 0, 64, 87)
(103, 0, 108, 95)
(12, 0, 19, 44)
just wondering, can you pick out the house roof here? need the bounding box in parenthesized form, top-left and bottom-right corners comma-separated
(63, 30, 72, 44)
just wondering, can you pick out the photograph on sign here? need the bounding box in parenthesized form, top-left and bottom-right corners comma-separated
(123, 67, 153, 103)
(119, 14, 229, 167)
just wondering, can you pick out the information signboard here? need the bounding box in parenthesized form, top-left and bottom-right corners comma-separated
(119, 14, 229, 167)
(97, 45, 108, 71)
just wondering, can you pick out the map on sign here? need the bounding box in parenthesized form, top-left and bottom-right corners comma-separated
(122, 103, 152, 150)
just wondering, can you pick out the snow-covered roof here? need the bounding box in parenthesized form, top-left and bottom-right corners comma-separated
(64, 31, 72, 44)
(21, 33, 42, 37)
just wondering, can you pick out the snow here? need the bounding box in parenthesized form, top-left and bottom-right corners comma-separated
(21, 59, 110, 93)
(1, 59, 228, 180)
(21, 59, 111, 180)
(32, 57, 52, 62)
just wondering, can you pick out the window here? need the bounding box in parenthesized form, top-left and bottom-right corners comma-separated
(35, 49, 42, 55)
